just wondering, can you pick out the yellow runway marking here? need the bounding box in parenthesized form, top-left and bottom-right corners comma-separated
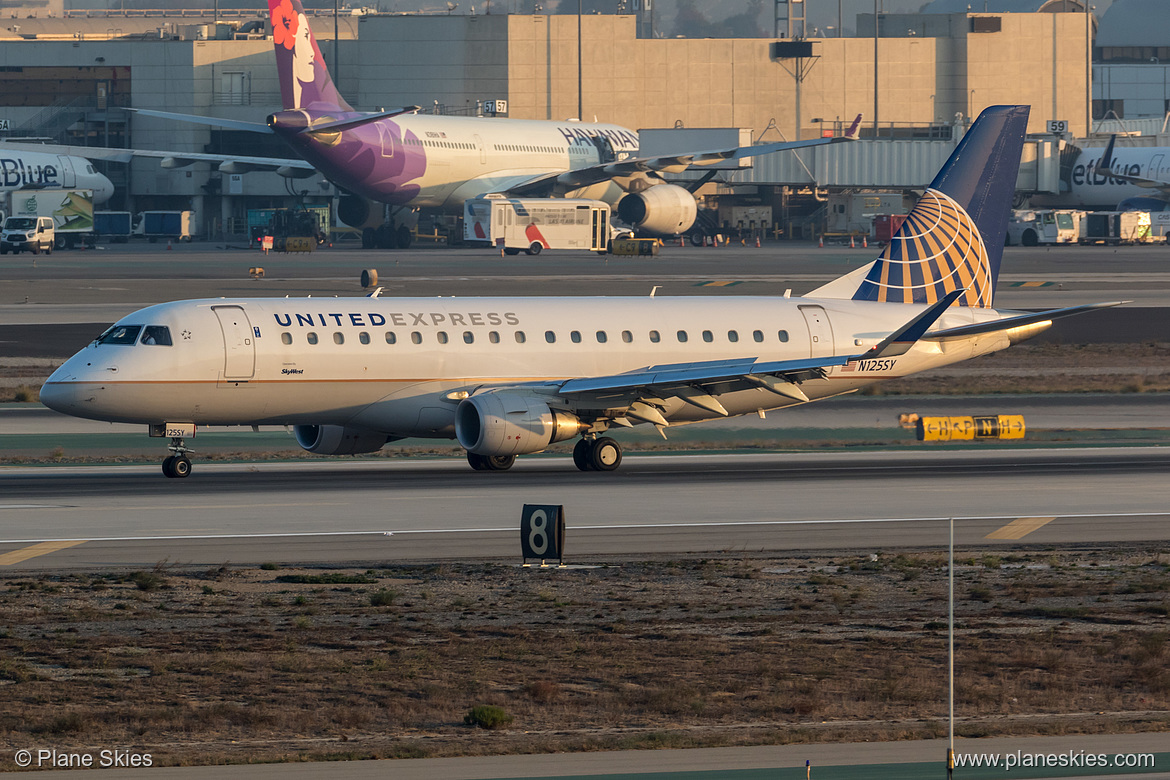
(985, 516, 1056, 540)
(0, 540, 88, 566)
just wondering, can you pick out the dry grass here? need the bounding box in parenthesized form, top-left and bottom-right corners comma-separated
(0, 547, 1168, 766)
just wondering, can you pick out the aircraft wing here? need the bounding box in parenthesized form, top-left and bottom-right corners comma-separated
(1102, 169, 1170, 193)
(0, 140, 315, 176)
(542, 290, 961, 421)
(507, 114, 862, 196)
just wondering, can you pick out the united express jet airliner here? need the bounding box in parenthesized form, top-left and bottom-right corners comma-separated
(40, 106, 1118, 478)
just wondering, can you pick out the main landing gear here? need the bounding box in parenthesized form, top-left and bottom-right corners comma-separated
(467, 452, 517, 471)
(162, 437, 193, 479)
(573, 436, 622, 472)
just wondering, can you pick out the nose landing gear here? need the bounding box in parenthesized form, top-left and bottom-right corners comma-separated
(162, 437, 193, 478)
(573, 436, 622, 472)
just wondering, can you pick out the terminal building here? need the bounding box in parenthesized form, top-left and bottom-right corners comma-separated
(0, 0, 1162, 239)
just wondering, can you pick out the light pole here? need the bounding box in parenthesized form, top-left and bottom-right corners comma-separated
(577, 0, 583, 121)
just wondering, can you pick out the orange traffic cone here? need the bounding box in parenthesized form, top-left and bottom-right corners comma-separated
(167, 238, 173, 250)
(818, 235, 824, 248)
(755, 236, 761, 248)
(862, 235, 868, 248)
(849, 235, 855, 248)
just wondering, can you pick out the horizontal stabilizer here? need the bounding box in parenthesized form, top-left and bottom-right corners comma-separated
(299, 106, 422, 135)
(924, 302, 1126, 340)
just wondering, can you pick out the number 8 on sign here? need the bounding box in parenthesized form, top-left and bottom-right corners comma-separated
(521, 504, 566, 566)
(528, 510, 548, 556)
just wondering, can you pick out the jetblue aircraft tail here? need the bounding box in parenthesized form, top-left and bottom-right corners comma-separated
(269, 0, 353, 112)
(814, 105, 1030, 309)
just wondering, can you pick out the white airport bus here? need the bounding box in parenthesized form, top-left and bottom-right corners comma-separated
(464, 195, 611, 255)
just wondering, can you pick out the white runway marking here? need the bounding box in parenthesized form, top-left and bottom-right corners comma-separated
(1, 511, 1168, 546)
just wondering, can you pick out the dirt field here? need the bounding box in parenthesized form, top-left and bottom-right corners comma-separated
(1, 547, 1167, 767)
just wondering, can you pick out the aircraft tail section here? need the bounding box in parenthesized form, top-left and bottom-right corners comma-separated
(269, 0, 353, 112)
(845, 105, 1030, 308)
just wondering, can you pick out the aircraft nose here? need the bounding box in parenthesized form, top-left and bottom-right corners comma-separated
(39, 378, 77, 415)
(94, 173, 115, 205)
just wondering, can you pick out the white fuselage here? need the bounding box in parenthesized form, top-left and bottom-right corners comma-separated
(1032, 146, 1170, 209)
(41, 295, 1014, 438)
(0, 149, 115, 203)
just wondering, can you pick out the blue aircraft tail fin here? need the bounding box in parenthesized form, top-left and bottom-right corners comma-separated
(851, 105, 1030, 308)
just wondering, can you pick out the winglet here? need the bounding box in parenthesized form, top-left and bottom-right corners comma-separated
(859, 289, 964, 360)
(1098, 134, 1117, 176)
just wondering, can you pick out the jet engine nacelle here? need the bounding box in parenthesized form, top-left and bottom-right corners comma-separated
(455, 393, 584, 456)
(294, 424, 388, 455)
(337, 194, 384, 230)
(616, 184, 698, 236)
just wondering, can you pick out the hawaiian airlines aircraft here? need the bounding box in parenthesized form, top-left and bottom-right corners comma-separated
(1031, 135, 1170, 212)
(0, 0, 857, 248)
(40, 106, 1118, 478)
(0, 148, 114, 204)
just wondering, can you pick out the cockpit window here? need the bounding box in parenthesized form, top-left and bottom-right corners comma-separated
(140, 326, 172, 346)
(86, 165, 96, 174)
(96, 325, 142, 345)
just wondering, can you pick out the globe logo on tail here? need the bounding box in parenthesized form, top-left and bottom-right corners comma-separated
(854, 189, 993, 308)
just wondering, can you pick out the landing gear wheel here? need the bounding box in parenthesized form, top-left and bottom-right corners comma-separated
(467, 452, 516, 471)
(573, 438, 594, 471)
(395, 224, 412, 250)
(525, 242, 542, 256)
(162, 455, 175, 477)
(171, 456, 192, 478)
(588, 437, 622, 472)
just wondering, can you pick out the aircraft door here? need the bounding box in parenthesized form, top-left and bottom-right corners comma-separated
(474, 134, 486, 164)
(55, 156, 77, 187)
(212, 305, 256, 380)
(1150, 153, 1165, 178)
(799, 305, 835, 358)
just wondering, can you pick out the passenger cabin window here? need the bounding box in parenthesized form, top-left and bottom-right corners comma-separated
(281, 333, 292, 345)
(489, 331, 500, 344)
(778, 330, 790, 342)
(411, 332, 422, 345)
(596, 331, 607, 343)
(437, 331, 449, 344)
(97, 325, 141, 345)
(333, 332, 344, 345)
(359, 332, 370, 345)
(649, 330, 660, 343)
(753, 330, 764, 343)
(571, 331, 582, 344)
(728, 330, 739, 343)
(463, 331, 474, 344)
(545, 331, 556, 343)
(702, 330, 713, 343)
(140, 326, 172, 346)
(622, 330, 633, 343)
(386, 332, 397, 344)
(307, 332, 319, 345)
(677, 330, 688, 343)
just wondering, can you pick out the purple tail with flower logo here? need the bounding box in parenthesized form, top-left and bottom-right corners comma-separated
(269, 0, 352, 111)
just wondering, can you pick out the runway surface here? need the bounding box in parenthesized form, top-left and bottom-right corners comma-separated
(2, 448, 1168, 569)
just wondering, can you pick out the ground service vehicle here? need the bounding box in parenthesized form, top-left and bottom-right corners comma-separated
(1079, 211, 1153, 245)
(93, 211, 133, 242)
(0, 215, 54, 254)
(0, 189, 93, 248)
(465, 195, 611, 255)
(136, 211, 195, 242)
(1006, 209, 1082, 246)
